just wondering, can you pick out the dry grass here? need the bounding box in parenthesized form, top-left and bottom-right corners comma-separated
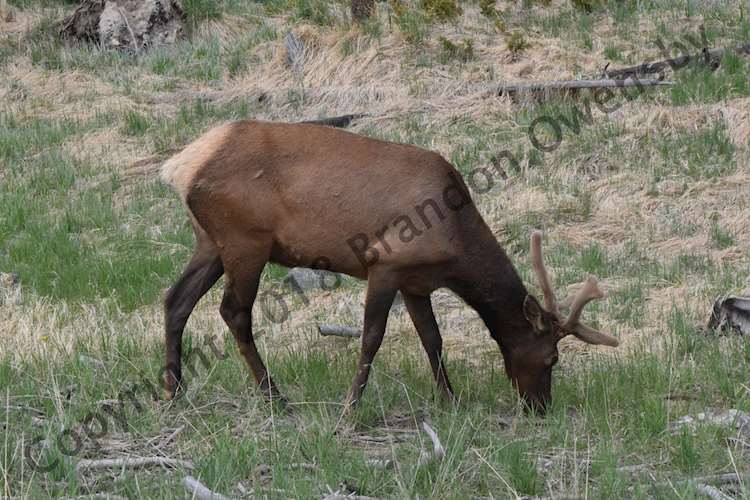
(1, 2, 750, 496)
(1, 0, 749, 361)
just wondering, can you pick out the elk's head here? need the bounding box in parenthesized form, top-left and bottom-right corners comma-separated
(503, 231, 619, 414)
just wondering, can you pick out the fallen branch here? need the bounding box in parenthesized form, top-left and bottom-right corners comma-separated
(2, 404, 45, 416)
(303, 114, 368, 128)
(691, 473, 744, 486)
(323, 495, 378, 500)
(689, 482, 733, 500)
(604, 43, 750, 79)
(289, 462, 319, 472)
(183, 475, 229, 500)
(323, 487, 377, 500)
(365, 458, 393, 469)
(416, 421, 445, 467)
(318, 324, 362, 338)
(153, 425, 185, 451)
(647, 473, 744, 499)
(488, 78, 673, 96)
(76, 457, 194, 473)
(61, 495, 127, 500)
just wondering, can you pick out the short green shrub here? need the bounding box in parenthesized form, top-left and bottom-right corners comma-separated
(479, 0, 506, 31)
(438, 36, 474, 63)
(182, 0, 222, 26)
(570, 0, 603, 12)
(506, 31, 529, 54)
(393, 7, 429, 45)
(480, 0, 499, 18)
(420, 0, 462, 21)
(292, 0, 332, 25)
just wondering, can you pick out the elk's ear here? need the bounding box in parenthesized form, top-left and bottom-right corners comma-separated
(523, 295, 546, 333)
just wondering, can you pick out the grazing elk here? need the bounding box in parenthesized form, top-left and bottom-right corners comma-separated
(161, 120, 618, 413)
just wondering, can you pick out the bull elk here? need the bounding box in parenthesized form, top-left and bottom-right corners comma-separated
(160, 120, 618, 413)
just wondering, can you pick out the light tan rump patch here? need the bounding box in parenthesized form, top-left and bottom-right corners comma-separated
(159, 121, 237, 201)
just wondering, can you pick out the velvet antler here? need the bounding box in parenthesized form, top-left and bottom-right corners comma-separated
(530, 231, 619, 347)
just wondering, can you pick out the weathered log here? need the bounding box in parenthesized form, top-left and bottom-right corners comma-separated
(183, 475, 229, 500)
(318, 324, 362, 338)
(604, 43, 750, 79)
(488, 78, 673, 96)
(707, 295, 750, 335)
(689, 483, 733, 500)
(76, 457, 193, 472)
(303, 114, 368, 128)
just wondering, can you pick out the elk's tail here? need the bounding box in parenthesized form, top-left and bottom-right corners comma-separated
(160, 122, 236, 202)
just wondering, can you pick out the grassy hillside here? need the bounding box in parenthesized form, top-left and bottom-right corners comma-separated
(1, 0, 749, 498)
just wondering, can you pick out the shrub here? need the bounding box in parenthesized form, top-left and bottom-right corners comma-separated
(420, 0, 462, 21)
(570, 0, 603, 12)
(292, 0, 332, 25)
(506, 31, 529, 54)
(393, 7, 429, 45)
(479, 0, 506, 31)
(182, 0, 222, 26)
(438, 36, 474, 63)
(480, 0, 499, 18)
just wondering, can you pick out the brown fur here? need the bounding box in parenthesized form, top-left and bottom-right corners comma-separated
(162, 120, 615, 413)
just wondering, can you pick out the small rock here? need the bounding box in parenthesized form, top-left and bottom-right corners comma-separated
(0, 272, 18, 287)
(0, 272, 21, 305)
(672, 409, 750, 436)
(285, 267, 342, 293)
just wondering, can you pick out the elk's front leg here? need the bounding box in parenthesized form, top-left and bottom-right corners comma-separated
(402, 292, 455, 401)
(343, 275, 397, 409)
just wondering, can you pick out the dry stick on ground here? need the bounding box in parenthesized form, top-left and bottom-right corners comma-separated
(318, 324, 362, 338)
(653, 473, 745, 499)
(689, 483, 734, 500)
(302, 114, 369, 128)
(691, 473, 744, 485)
(487, 78, 673, 96)
(416, 422, 445, 468)
(75, 457, 194, 473)
(323, 494, 378, 500)
(153, 425, 185, 451)
(604, 43, 750, 79)
(183, 475, 229, 500)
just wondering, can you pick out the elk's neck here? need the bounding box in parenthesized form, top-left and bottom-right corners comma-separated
(449, 235, 530, 341)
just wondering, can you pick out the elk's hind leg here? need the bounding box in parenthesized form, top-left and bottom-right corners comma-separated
(164, 234, 224, 400)
(219, 242, 283, 403)
(402, 292, 455, 402)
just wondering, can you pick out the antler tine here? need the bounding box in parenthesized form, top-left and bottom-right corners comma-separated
(571, 323, 619, 347)
(530, 231, 558, 314)
(562, 276, 604, 328)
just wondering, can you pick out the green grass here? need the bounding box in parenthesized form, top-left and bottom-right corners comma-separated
(670, 52, 750, 105)
(183, 0, 224, 27)
(1, 0, 749, 498)
(2, 303, 748, 498)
